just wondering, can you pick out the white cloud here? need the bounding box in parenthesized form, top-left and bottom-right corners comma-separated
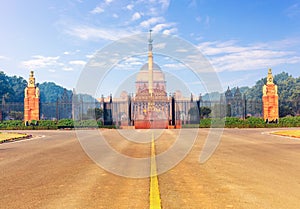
(285, 3, 300, 18)
(63, 50, 81, 56)
(222, 73, 255, 88)
(175, 48, 188, 53)
(114, 56, 144, 70)
(162, 27, 177, 35)
(62, 67, 74, 71)
(105, 0, 113, 5)
(65, 25, 134, 41)
(152, 23, 169, 32)
(159, 0, 170, 10)
(90, 6, 104, 14)
(69, 60, 87, 65)
(197, 39, 300, 72)
(90, 0, 113, 14)
(65, 1, 176, 42)
(151, 22, 177, 35)
(0, 55, 9, 60)
(144, 0, 170, 15)
(163, 63, 186, 69)
(198, 40, 246, 56)
(140, 17, 165, 28)
(21, 55, 87, 73)
(131, 12, 142, 21)
(115, 63, 143, 70)
(154, 42, 166, 49)
(86, 54, 95, 59)
(126, 4, 134, 10)
(21, 55, 62, 69)
(139, 17, 176, 35)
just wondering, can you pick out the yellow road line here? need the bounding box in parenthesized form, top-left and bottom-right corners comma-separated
(149, 132, 162, 209)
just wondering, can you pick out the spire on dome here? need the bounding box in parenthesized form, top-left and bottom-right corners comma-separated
(148, 29, 154, 96)
(148, 29, 153, 52)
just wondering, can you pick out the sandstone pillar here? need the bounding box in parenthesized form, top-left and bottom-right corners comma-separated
(24, 71, 40, 125)
(262, 69, 279, 123)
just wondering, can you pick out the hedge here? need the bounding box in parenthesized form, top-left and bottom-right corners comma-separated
(171, 116, 299, 128)
(0, 119, 116, 130)
(198, 116, 300, 128)
(0, 116, 299, 129)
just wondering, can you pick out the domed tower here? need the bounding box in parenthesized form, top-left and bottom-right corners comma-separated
(262, 69, 279, 123)
(136, 63, 166, 93)
(24, 71, 40, 125)
(133, 30, 169, 129)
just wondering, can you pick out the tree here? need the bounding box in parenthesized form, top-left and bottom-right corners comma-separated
(200, 106, 211, 118)
(211, 103, 226, 118)
(38, 82, 72, 103)
(94, 108, 103, 120)
(85, 108, 103, 120)
(0, 71, 14, 102)
(7, 75, 27, 102)
(244, 72, 300, 117)
(8, 111, 23, 120)
(188, 105, 200, 122)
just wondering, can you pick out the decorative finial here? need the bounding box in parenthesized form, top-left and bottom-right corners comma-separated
(267, 68, 274, 84)
(148, 30, 153, 52)
(149, 29, 153, 42)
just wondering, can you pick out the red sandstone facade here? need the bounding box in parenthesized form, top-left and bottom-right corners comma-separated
(133, 31, 169, 129)
(24, 71, 40, 124)
(262, 69, 279, 123)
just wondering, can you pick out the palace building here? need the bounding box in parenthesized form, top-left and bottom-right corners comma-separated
(132, 31, 169, 128)
(96, 31, 200, 129)
(225, 86, 245, 118)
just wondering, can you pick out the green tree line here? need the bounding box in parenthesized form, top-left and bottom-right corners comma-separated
(0, 71, 72, 103)
(1, 71, 299, 119)
(202, 72, 300, 117)
(244, 72, 300, 117)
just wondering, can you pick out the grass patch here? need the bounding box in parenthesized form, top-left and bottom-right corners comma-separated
(0, 132, 29, 143)
(272, 130, 300, 138)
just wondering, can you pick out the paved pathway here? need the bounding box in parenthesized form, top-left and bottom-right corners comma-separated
(1, 128, 300, 209)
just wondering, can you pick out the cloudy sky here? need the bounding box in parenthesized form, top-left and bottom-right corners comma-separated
(1, 0, 300, 96)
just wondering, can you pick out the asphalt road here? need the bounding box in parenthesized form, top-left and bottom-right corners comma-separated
(1, 128, 300, 209)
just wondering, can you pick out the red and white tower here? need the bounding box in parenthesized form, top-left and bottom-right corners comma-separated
(262, 69, 279, 123)
(24, 71, 40, 124)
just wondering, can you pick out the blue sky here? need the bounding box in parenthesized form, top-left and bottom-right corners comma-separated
(1, 0, 300, 97)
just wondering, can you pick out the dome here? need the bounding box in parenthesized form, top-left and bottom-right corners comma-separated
(140, 63, 162, 71)
(136, 62, 165, 82)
